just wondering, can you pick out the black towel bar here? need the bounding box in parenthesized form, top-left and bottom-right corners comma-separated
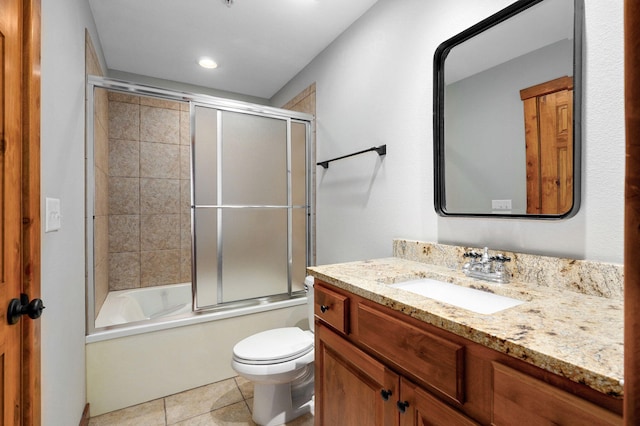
(317, 144, 386, 169)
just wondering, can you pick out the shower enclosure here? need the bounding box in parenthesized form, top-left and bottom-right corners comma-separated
(85, 76, 314, 335)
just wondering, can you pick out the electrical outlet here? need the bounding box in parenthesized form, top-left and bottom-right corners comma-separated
(491, 199, 512, 210)
(46, 197, 62, 232)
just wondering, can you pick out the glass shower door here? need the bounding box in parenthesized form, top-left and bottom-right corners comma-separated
(193, 105, 308, 309)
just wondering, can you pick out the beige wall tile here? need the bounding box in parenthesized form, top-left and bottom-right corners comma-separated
(109, 177, 140, 215)
(85, 30, 104, 77)
(140, 106, 180, 144)
(140, 142, 180, 179)
(180, 110, 191, 146)
(140, 214, 180, 251)
(139, 96, 182, 110)
(140, 250, 180, 286)
(109, 252, 140, 290)
(108, 91, 140, 104)
(94, 259, 109, 319)
(180, 145, 191, 180)
(109, 215, 140, 253)
(94, 119, 109, 174)
(180, 179, 191, 212)
(94, 167, 109, 217)
(180, 213, 192, 249)
(109, 139, 139, 177)
(94, 216, 109, 265)
(140, 178, 180, 214)
(94, 215, 110, 315)
(94, 88, 109, 133)
(104, 92, 192, 295)
(109, 101, 140, 141)
(180, 248, 192, 283)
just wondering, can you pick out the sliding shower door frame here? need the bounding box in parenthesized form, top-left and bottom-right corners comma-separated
(85, 75, 314, 335)
(190, 103, 313, 311)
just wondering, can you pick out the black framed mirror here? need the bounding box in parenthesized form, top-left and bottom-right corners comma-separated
(433, 0, 583, 218)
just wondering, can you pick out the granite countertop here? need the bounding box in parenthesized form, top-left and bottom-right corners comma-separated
(307, 256, 624, 398)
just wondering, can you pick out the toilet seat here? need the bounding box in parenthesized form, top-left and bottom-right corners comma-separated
(233, 327, 313, 365)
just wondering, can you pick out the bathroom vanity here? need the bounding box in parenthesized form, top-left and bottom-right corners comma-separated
(308, 240, 623, 425)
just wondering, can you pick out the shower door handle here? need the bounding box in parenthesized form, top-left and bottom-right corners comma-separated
(7, 293, 45, 325)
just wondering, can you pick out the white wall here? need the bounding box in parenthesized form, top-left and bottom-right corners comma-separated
(41, 0, 104, 423)
(272, 0, 624, 264)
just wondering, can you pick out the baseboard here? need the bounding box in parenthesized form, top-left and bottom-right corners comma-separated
(79, 403, 90, 426)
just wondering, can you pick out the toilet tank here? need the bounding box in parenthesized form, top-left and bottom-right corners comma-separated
(304, 276, 315, 333)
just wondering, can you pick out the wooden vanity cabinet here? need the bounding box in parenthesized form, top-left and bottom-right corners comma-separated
(313, 281, 622, 426)
(315, 322, 399, 425)
(315, 323, 477, 426)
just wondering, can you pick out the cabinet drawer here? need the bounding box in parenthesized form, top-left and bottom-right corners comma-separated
(315, 284, 349, 334)
(357, 303, 465, 404)
(492, 362, 622, 426)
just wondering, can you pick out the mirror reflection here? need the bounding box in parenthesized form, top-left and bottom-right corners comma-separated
(434, 0, 582, 218)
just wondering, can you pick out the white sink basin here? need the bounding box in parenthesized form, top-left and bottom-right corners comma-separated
(389, 278, 524, 315)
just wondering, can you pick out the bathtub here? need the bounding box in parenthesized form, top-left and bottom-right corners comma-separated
(95, 283, 192, 328)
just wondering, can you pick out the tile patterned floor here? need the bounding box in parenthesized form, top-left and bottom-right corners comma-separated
(88, 376, 314, 426)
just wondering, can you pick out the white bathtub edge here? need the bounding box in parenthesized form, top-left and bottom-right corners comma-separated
(86, 296, 308, 343)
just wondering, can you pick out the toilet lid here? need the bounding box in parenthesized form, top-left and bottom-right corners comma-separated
(233, 327, 313, 365)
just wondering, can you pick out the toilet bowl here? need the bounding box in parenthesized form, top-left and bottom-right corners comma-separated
(231, 276, 315, 426)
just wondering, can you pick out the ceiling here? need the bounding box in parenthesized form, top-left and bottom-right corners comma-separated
(88, 0, 379, 99)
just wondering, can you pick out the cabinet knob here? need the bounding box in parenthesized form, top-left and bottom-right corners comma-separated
(396, 400, 410, 413)
(320, 304, 330, 313)
(380, 389, 393, 401)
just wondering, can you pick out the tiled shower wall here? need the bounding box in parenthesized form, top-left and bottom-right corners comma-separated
(107, 93, 192, 290)
(86, 32, 109, 316)
(282, 83, 316, 264)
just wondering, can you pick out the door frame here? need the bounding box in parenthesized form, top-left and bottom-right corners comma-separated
(625, 1, 640, 424)
(21, 0, 41, 423)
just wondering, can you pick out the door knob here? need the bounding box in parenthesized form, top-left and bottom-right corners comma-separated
(7, 293, 45, 325)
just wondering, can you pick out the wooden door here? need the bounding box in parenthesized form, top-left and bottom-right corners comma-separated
(315, 322, 399, 426)
(521, 76, 574, 214)
(398, 378, 479, 426)
(1, 0, 27, 422)
(0, 0, 41, 424)
(625, 1, 640, 424)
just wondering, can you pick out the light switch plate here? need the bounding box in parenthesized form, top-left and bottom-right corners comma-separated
(45, 197, 61, 232)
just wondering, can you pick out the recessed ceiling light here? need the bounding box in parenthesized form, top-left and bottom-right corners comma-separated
(198, 58, 218, 69)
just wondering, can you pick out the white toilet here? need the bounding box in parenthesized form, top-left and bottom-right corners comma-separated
(231, 276, 315, 426)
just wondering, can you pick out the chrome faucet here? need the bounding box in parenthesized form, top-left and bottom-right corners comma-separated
(462, 247, 511, 283)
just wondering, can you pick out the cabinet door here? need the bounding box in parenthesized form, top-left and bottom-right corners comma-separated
(316, 322, 399, 426)
(399, 378, 479, 426)
(492, 363, 621, 426)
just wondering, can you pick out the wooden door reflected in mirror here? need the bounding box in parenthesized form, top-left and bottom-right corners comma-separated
(521, 76, 573, 214)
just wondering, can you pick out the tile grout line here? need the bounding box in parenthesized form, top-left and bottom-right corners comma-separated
(163, 396, 168, 426)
